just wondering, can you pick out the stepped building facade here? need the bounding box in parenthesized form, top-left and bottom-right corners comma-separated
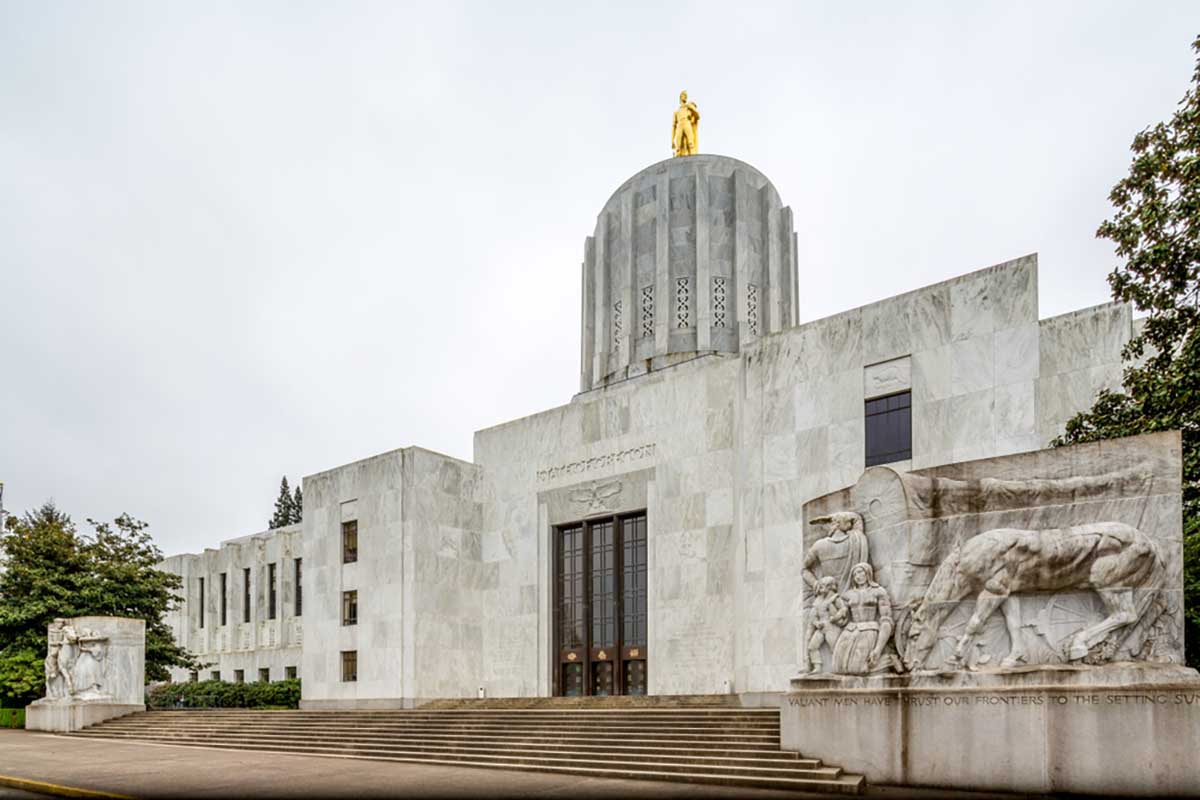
(160, 154, 1138, 708)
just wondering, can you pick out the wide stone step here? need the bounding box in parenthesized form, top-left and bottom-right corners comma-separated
(104, 716, 779, 729)
(131, 714, 777, 724)
(417, 695, 741, 709)
(73, 732, 860, 790)
(78, 727, 780, 750)
(76, 729, 808, 765)
(76, 709, 864, 794)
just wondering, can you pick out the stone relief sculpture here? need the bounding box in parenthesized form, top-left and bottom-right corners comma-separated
(831, 563, 897, 675)
(42, 618, 111, 701)
(569, 480, 622, 514)
(802, 511, 869, 594)
(798, 449, 1182, 678)
(804, 577, 848, 673)
(904, 521, 1167, 672)
(27, 616, 144, 732)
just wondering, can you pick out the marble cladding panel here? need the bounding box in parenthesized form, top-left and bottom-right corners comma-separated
(668, 175, 696, 275)
(863, 356, 911, 399)
(633, 184, 657, 280)
(708, 174, 734, 274)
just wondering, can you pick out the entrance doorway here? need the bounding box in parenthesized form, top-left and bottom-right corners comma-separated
(554, 512, 647, 696)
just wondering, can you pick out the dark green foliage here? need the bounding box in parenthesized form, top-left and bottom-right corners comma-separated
(146, 678, 300, 709)
(268, 477, 302, 528)
(0, 503, 203, 703)
(1054, 35, 1200, 668)
(0, 708, 25, 729)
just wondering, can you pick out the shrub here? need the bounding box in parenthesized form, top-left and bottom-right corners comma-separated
(146, 678, 300, 709)
(0, 708, 24, 728)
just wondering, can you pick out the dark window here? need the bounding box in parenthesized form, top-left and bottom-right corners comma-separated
(268, 562, 278, 620)
(342, 520, 358, 563)
(210, 670, 220, 681)
(342, 590, 358, 626)
(865, 390, 912, 467)
(341, 650, 357, 682)
(558, 525, 584, 650)
(242, 567, 251, 623)
(621, 515, 648, 649)
(234, 669, 245, 684)
(285, 666, 297, 680)
(590, 520, 616, 651)
(258, 667, 270, 683)
(198, 577, 205, 629)
(294, 558, 303, 617)
(189, 671, 198, 683)
(219, 573, 228, 627)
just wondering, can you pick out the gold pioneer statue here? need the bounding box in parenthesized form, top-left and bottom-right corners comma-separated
(672, 90, 700, 157)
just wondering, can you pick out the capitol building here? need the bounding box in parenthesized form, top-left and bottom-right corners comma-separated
(160, 152, 1136, 708)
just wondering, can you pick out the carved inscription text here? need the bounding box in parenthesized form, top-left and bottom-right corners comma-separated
(536, 444, 656, 482)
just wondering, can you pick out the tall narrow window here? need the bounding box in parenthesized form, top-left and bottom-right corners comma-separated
(341, 650, 357, 682)
(342, 520, 358, 563)
(268, 563, 278, 620)
(242, 567, 251, 623)
(198, 577, 206, 629)
(234, 669, 245, 684)
(285, 666, 297, 680)
(219, 573, 228, 627)
(258, 667, 270, 683)
(342, 590, 358, 626)
(294, 558, 303, 617)
(865, 390, 912, 467)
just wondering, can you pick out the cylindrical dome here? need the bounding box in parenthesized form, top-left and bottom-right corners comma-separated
(580, 155, 798, 391)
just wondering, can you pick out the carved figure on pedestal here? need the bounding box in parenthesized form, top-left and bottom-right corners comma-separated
(831, 563, 896, 675)
(803, 512, 869, 594)
(44, 618, 74, 699)
(72, 630, 110, 700)
(904, 522, 1166, 672)
(805, 576, 848, 673)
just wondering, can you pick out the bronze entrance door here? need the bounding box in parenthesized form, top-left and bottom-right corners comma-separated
(555, 512, 647, 696)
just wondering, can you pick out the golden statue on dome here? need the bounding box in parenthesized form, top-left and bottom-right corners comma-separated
(671, 90, 700, 157)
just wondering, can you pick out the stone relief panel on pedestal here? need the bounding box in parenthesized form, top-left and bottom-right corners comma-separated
(44, 618, 111, 702)
(798, 433, 1184, 678)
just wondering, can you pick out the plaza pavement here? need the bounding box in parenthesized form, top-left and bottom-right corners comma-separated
(0, 729, 1036, 800)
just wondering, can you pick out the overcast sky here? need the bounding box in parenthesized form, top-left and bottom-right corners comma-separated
(2, 2, 1197, 556)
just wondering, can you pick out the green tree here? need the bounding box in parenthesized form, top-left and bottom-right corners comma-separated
(1053, 35, 1200, 667)
(292, 485, 303, 525)
(0, 503, 201, 703)
(268, 476, 295, 529)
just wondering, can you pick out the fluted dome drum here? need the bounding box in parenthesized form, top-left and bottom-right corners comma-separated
(580, 155, 798, 391)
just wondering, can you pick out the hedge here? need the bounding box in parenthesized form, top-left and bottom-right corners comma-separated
(0, 708, 24, 728)
(147, 678, 300, 709)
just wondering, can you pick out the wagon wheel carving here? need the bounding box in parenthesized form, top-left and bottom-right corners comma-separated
(917, 601, 1011, 670)
(1035, 591, 1108, 658)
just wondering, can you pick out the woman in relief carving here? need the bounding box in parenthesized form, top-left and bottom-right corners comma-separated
(831, 563, 895, 675)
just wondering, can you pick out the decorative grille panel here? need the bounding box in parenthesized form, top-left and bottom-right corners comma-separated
(747, 283, 759, 335)
(640, 285, 654, 338)
(712, 276, 728, 328)
(675, 277, 690, 328)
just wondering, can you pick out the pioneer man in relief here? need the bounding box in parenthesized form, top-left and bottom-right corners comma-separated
(803, 511, 870, 594)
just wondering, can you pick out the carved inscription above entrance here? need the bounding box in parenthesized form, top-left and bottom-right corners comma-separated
(536, 444, 657, 482)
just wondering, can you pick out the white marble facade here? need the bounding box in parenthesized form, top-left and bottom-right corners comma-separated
(162, 155, 1137, 707)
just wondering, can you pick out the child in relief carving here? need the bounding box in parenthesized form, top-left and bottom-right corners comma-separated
(806, 576, 848, 673)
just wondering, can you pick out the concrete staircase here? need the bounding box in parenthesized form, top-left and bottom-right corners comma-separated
(74, 706, 864, 794)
